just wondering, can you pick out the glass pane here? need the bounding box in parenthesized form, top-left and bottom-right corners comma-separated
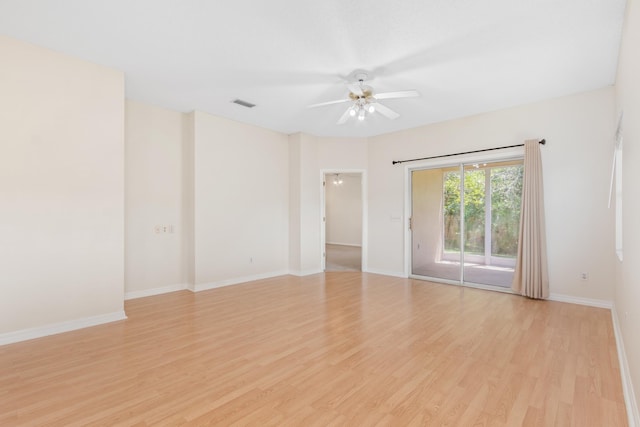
(463, 160, 523, 287)
(411, 167, 461, 281)
(491, 165, 523, 258)
(463, 166, 485, 256)
(443, 170, 460, 253)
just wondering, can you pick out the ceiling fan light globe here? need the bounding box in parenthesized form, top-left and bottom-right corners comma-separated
(358, 110, 365, 121)
(367, 104, 375, 113)
(349, 108, 357, 117)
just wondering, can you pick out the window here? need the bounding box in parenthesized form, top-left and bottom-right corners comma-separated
(615, 142, 623, 261)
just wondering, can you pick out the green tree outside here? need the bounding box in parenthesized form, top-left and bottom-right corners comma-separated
(443, 165, 523, 258)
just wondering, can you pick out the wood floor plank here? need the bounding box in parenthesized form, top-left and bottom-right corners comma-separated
(0, 273, 628, 426)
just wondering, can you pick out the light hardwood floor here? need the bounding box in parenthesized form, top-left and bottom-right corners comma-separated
(0, 273, 627, 426)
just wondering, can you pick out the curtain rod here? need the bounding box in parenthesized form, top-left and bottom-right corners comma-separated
(391, 139, 546, 165)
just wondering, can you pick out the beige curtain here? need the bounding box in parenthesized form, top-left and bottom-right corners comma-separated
(512, 139, 549, 299)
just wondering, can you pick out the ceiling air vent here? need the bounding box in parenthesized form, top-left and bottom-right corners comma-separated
(232, 99, 256, 108)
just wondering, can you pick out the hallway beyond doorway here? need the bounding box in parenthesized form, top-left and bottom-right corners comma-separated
(325, 244, 361, 271)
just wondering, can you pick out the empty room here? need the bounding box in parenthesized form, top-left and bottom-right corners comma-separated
(1, 0, 639, 425)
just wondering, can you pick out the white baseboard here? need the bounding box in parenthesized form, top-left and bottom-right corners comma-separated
(612, 306, 640, 427)
(548, 293, 613, 309)
(326, 242, 362, 248)
(190, 270, 289, 292)
(363, 268, 408, 279)
(125, 283, 188, 300)
(0, 310, 127, 346)
(288, 269, 324, 277)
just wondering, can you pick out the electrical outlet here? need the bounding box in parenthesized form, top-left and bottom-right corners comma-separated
(580, 272, 589, 281)
(155, 225, 174, 234)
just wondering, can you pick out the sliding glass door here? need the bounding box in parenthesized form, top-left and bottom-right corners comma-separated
(411, 159, 523, 288)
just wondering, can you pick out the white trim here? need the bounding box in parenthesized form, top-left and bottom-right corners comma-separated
(364, 268, 408, 279)
(320, 170, 326, 272)
(409, 276, 616, 307)
(410, 274, 516, 294)
(326, 242, 362, 247)
(124, 283, 188, 300)
(190, 270, 289, 292)
(0, 310, 127, 346)
(612, 306, 639, 427)
(288, 269, 324, 277)
(410, 274, 462, 286)
(547, 293, 613, 309)
(404, 166, 412, 277)
(461, 281, 515, 294)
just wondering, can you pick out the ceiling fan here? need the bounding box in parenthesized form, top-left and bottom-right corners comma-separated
(308, 73, 419, 124)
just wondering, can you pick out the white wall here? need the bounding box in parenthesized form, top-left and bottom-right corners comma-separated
(192, 112, 289, 288)
(125, 105, 291, 292)
(369, 88, 616, 301)
(183, 112, 196, 287)
(317, 137, 369, 170)
(288, 134, 302, 273)
(125, 100, 186, 297)
(0, 36, 125, 335)
(325, 174, 362, 246)
(298, 134, 322, 274)
(615, 0, 640, 421)
(288, 133, 322, 275)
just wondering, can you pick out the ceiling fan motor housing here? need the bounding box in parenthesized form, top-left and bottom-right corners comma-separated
(349, 88, 373, 101)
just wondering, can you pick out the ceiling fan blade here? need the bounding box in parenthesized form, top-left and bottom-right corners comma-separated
(371, 103, 400, 120)
(374, 90, 420, 100)
(308, 98, 351, 109)
(336, 106, 353, 125)
(348, 83, 364, 97)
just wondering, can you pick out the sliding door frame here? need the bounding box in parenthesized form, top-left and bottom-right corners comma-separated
(403, 146, 524, 292)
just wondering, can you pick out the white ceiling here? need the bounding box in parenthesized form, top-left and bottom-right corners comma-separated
(0, 0, 627, 138)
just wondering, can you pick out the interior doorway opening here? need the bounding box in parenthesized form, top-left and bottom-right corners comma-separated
(323, 172, 363, 272)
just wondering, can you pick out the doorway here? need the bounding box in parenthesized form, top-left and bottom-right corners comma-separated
(323, 172, 363, 272)
(410, 158, 524, 288)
